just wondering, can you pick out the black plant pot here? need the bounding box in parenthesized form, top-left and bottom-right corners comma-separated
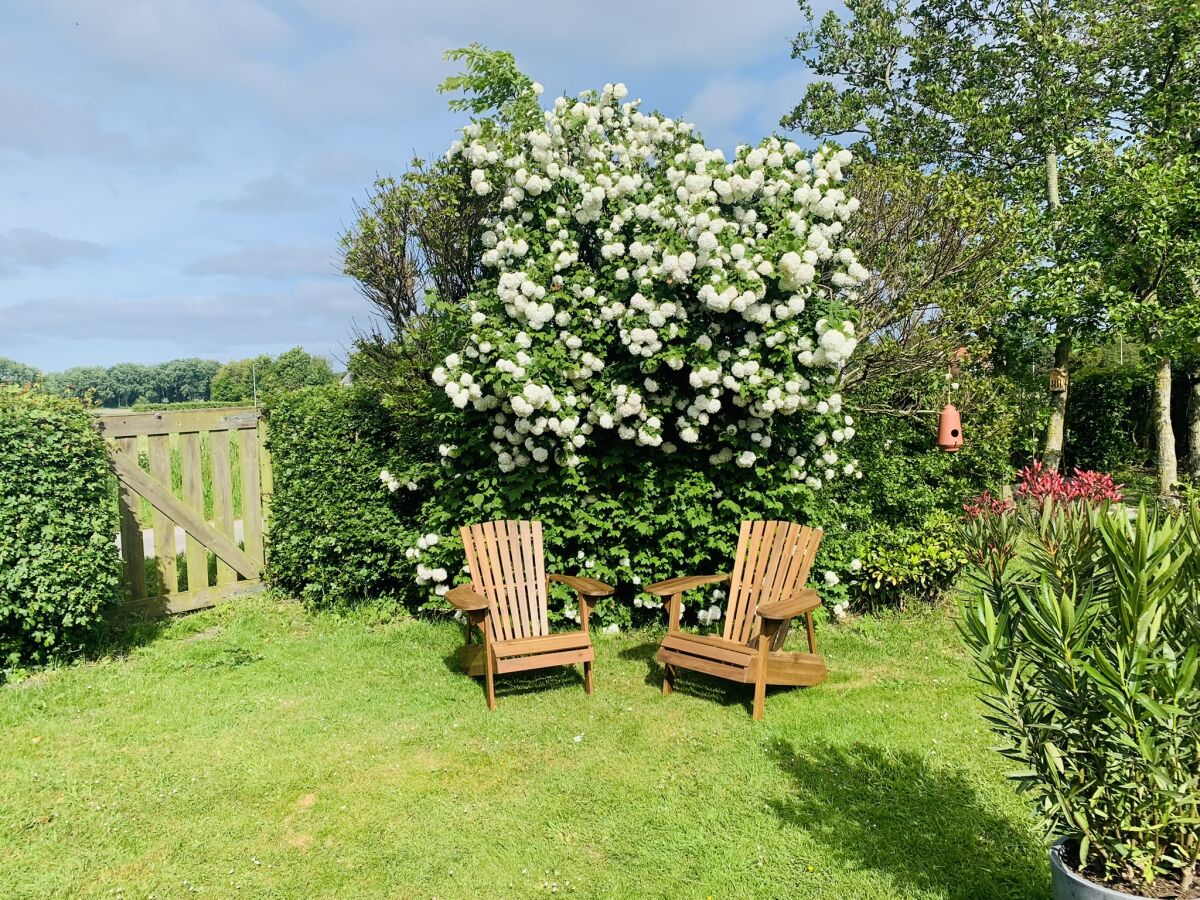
(1050, 838, 1143, 899)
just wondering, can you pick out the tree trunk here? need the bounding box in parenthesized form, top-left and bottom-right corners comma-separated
(1154, 355, 1178, 500)
(1189, 370, 1200, 484)
(1043, 333, 1071, 472)
(1045, 147, 1060, 208)
(1040, 148, 1070, 472)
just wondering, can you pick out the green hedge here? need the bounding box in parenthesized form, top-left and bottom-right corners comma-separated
(0, 388, 123, 669)
(1063, 363, 1152, 474)
(263, 367, 1036, 618)
(265, 385, 412, 607)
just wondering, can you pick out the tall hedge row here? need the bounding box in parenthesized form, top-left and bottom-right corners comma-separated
(1064, 363, 1153, 474)
(265, 385, 412, 607)
(263, 372, 1033, 620)
(0, 388, 123, 669)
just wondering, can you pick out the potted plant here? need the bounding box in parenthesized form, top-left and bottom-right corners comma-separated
(958, 482, 1199, 898)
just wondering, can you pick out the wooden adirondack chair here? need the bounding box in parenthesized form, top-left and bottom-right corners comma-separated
(647, 519, 827, 720)
(446, 520, 614, 710)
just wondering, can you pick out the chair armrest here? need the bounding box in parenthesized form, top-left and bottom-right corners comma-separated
(445, 583, 490, 612)
(548, 573, 614, 597)
(643, 574, 730, 596)
(758, 589, 821, 621)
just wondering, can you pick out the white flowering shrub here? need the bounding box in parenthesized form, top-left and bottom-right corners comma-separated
(271, 51, 1029, 627)
(432, 80, 866, 490)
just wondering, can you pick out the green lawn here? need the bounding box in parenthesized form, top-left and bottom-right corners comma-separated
(0, 599, 1048, 899)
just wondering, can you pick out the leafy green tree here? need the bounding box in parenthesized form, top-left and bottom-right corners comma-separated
(210, 357, 265, 404)
(259, 347, 336, 399)
(101, 362, 155, 407)
(211, 349, 335, 405)
(340, 45, 538, 415)
(785, 0, 1120, 470)
(0, 357, 39, 386)
(1094, 153, 1200, 496)
(152, 358, 221, 403)
(1069, 0, 1200, 495)
(42, 365, 109, 404)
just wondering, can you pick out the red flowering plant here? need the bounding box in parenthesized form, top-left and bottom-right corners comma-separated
(959, 462, 1123, 577)
(961, 462, 1123, 522)
(961, 490, 1014, 521)
(1014, 461, 1124, 506)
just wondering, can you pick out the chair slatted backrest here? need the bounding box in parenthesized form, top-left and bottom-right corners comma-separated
(724, 520, 823, 644)
(460, 520, 548, 641)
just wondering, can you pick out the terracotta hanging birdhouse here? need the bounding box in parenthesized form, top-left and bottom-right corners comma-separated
(937, 404, 963, 452)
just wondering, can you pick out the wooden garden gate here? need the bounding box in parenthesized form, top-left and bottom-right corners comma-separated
(94, 407, 272, 615)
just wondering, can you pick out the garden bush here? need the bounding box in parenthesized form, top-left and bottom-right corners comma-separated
(1063, 362, 1152, 474)
(0, 387, 123, 670)
(825, 368, 1036, 609)
(274, 52, 1040, 623)
(960, 499, 1200, 892)
(265, 385, 413, 608)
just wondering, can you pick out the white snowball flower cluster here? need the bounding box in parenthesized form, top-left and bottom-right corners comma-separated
(441, 80, 865, 481)
(379, 469, 400, 492)
(406, 533, 450, 595)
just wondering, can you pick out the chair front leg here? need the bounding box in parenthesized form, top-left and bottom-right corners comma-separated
(753, 619, 786, 721)
(804, 611, 817, 654)
(753, 630, 770, 721)
(481, 623, 497, 711)
(662, 591, 682, 696)
(578, 591, 591, 634)
(577, 592, 596, 695)
(666, 591, 682, 632)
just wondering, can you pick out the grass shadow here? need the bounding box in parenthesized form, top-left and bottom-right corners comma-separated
(440, 643, 588, 701)
(618, 639, 757, 714)
(95, 603, 171, 661)
(767, 739, 1047, 899)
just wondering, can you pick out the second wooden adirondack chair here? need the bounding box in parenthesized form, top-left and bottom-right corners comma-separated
(647, 519, 828, 720)
(445, 520, 614, 710)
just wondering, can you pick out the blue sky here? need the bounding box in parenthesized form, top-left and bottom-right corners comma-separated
(1, 0, 830, 372)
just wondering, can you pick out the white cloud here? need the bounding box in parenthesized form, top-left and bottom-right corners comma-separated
(684, 70, 819, 154)
(0, 228, 108, 277)
(184, 243, 336, 279)
(214, 174, 329, 215)
(0, 86, 137, 161)
(2, 281, 365, 354)
(36, 0, 291, 81)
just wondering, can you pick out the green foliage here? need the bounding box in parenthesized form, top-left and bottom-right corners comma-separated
(1064, 361, 1153, 473)
(1091, 147, 1200, 357)
(339, 162, 486, 412)
(210, 348, 336, 405)
(959, 502, 1200, 887)
(824, 362, 1039, 607)
(439, 43, 543, 129)
(40, 357, 221, 407)
(129, 400, 241, 411)
(853, 514, 966, 608)
(209, 357, 264, 403)
(265, 385, 411, 607)
(268, 378, 993, 623)
(789, 0, 1116, 175)
(0, 356, 39, 386)
(0, 388, 123, 670)
(785, 0, 1200, 404)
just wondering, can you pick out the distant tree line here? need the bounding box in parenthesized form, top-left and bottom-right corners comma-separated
(0, 348, 338, 408)
(210, 348, 339, 405)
